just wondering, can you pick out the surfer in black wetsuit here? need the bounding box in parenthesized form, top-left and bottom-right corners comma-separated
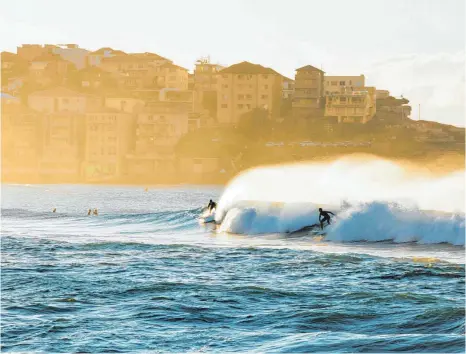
(319, 208, 335, 230)
(207, 200, 217, 212)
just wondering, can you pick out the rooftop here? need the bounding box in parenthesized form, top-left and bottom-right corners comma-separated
(159, 62, 189, 71)
(90, 47, 127, 55)
(219, 61, 280, 75)
(296, 65, 325, 73)
(132, 52, 169, 61)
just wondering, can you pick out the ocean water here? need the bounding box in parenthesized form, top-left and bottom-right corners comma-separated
(1, 183, 465, 353)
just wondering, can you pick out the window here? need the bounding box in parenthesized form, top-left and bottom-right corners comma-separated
(237, 104, 244, 109)
(148, 115, 154, 121)
(221, 104, 228, 108)
(238, 75, 244, 80)
(246, 104, 251, 110)
(339, 81, 345, 86)
(222, 74, 228, 79)
(262, 74, 268, 79)
(340, 97, 347, 103)
(261, 94, 268, 100)
(222, 84, 228, 89)
(237, 94, 245, 100)
(246, 94, 252, 100)
(331, 81, 337, 86)
(170, 68, 176, 73)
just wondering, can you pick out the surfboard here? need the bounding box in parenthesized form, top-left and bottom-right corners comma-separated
(199, 209, 216, 224)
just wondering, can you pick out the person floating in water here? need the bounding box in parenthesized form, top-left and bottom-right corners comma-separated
(52, 208, 56, 213)
(319, 208, 335, 230)
(93, 208, 98, 216)
(87, 209, 92, 216)
(207, 200, 217, 213)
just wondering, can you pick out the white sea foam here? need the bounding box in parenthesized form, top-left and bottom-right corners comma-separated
(215, 157, 465, 245)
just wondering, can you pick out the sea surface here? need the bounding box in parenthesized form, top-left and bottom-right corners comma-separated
(1, 184, 465, 353)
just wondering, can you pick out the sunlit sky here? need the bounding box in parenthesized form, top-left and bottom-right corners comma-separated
(1, 0, 464, 126)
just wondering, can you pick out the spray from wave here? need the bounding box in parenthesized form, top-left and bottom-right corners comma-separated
(215, 156, 465, 245)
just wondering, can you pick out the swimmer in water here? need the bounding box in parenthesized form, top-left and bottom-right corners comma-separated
(93, 208, 98, 216)
(87, 209, 92, 216)
(52, 208, 56, 213)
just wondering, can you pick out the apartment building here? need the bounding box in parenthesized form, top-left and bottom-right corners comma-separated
(83, 108, 134, 181)
(104, 96, 145, 113)
(154, 63, 189, 90)
(325, 86, 377, 123)
(17, 44, 56, 61)
(292, 65, 325, 119)
(28, 87, 101, 113)
(282, 76, 295, 99)
(1, 103, 41, 180)
(29, 52, 75, 86)
(193, 58, 224, 114)
(217, 61, 282, 125)
(39, 112, 85, 181)
(376, 89, 390, 99)
(126, 101, 189, 180)
(324, 75, 365, 95)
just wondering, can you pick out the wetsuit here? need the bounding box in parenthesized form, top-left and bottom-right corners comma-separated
(208, 201, 217, 212)
(319, 210, 334, 229)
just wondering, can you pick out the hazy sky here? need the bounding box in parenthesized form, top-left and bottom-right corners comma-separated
(1, 0, 464, 126)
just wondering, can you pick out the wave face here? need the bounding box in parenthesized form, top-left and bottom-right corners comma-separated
(215, 157, 465, 246)
(218, 201, 465, 245)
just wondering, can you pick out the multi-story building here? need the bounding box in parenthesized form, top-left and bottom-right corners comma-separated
(83, 108, 134, 181)
(126, 101, 189, 180)
(28, 52, 75, 86)
(1, 52, 28, 79)
(154, 63, 189, 90)
(1, 103, 41, 181)
(39, 112, 85, 181)
(104, 96, 145, 114)
(193, 57, 224, 114)
(72, 66, 115, 90)
(282, 76, 295, 99)
(292, 65, 325, 119)
(216, 61, 283, 125)
(17, 44, 55, 61)
(324, 75, 365, 95)
(325, 86, 377, 123)
(28, 87, 101, 113)
(376, 89, 390, 99)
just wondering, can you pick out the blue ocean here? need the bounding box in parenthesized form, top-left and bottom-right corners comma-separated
(2, 160, 465, 353)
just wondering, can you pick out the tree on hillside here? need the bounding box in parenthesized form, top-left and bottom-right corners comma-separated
(237, 108, 272, 141)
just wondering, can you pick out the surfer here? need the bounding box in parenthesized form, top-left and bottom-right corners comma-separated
(207, 200, 217, 213)
(319, 208, 335, 230)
